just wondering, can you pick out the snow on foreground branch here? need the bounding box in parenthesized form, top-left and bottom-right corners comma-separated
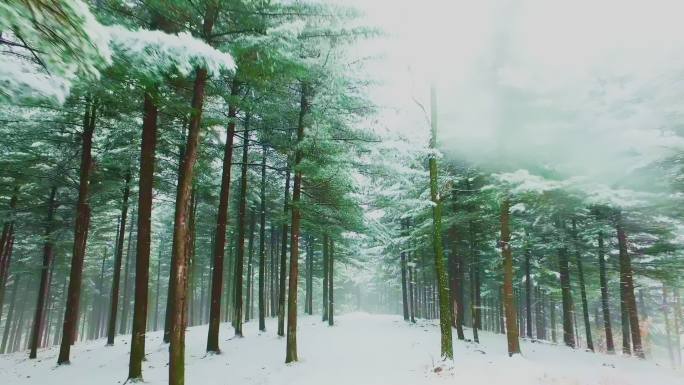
(0, 0, 234, 104)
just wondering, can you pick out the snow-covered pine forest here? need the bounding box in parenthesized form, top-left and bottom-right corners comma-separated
(0, 1, 683, 384)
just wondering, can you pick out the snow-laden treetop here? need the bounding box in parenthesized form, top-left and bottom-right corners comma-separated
(0, 0, 235, 104)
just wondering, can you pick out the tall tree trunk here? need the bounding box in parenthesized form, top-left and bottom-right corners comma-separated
(91, 249, 108, 340)
(616, 213, 644, 358)
(524, 248, 533, 339)
(558, 246, 576, 348)
(58, 98, 96, 365)
(270, 225, 277, 317)
(455, 238, 465, 338)
(207, 79, 238, 351)
(129, 87, 159, 379)
(277, 168, 290, 336)
(258, 146, 267, 331)
(328, 239, 334, 326)
(571, 220, 593, 351)
(107, 172, 131, 345)
(501, 198, 521, 355)
(304, 236, 311, 315)
(409, 242, 416, 323)
(120, 210, 136, 334)
(233, 115, 250, 336)
(428, 85, 453, 360)
(168, 12, 215, 378)
(0, 187, 18, 312)
(401, 220, 409, 321)
(1, 275, 20, 353)
(246, 209, 256, 321)
(322, 233, 329, 321)
(471, 238, 481, 343)
(285, 82, 308, 363)
(153, 240, 163, 331)
(29, 186, 57, 358)
(597, 231, 615, 353)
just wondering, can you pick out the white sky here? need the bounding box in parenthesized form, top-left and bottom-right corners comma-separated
(339, 0, 684, 188)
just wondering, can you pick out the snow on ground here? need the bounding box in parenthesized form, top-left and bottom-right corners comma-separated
(0, 313, 681, 385)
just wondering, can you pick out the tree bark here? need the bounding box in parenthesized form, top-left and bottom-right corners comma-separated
(29, 186, 57, 358)
(285, 82, 308, 363)
(597, 231, 615, 353)
(107, 171, 131, 345)
(328, 239, 334, 326)
(428, 85, 453, 360)
(524, 248, 533, 339)
(501, 199, 521, 355)
(558, 246, 576, 348)
(258, 145, 267, 331)
(322, 233, 329, 321)
(401, 220, 409, 321)
(58, 98, 96, 365)
(128, 86, 159, 379)
(277, 167, 290, 336)
(233, 115, 250, 336)
(572, 219, 593, 351)
(246, 209, 256, 321)
(168, 49, 213, 385)
(1, 275, 20, 353)
(0, 187, 18, 312)
(616, 213, 644, 358)
(207, 78, 238, 352)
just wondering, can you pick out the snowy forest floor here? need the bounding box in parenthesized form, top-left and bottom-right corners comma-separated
(0, 313, 682, 385)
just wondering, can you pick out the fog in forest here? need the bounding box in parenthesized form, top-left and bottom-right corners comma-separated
(352, 0, 684, 200)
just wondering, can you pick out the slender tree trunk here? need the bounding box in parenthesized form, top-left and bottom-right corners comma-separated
(107, 172, 131, 345)
(558, 246, 576, 348)
(91, 249, 107, 340)
(285, 82, 308, 363)
(29, 186, 57, 358)
(128, 87, 159, 379)
(501, 198, 521, 355)
(207, 79, 238, 351)
(550, 294, 557, 343)
(246, 209, 256, 321)
(401, 220, 409, 321)
(277, 168, 290, 336)
(58, 98, 96, 365)
(616, 213, 644, 358)
(322, 233, 329, 321)
(524, 248, 533, 339)
(428, 85, 453, 360)
(409, 245, 416, 323)
(572, 220, 593, 351)
(304, 236, 311, 315)
(270, 226, 277, 317)
(1, 275, 20, 353)
(455, 239, 465, 338)
(154, 240, 163, 331)
(258, 146, 267, 331)
(233, 115, 250, 336)
(471, 241, 481, 343)
(597, 231, 615, 353)
(120, 210, 136, 334)
(0, 188, 18, 312)
(328, 239, 334, 326)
